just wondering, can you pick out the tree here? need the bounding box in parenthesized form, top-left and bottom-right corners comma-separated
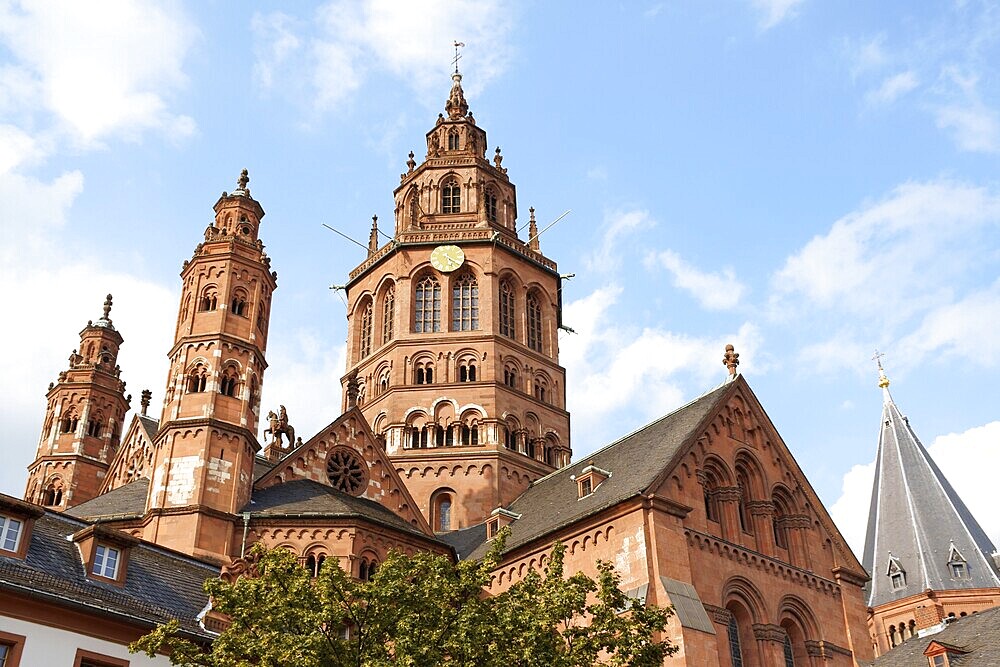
(132, 533, 676, 667)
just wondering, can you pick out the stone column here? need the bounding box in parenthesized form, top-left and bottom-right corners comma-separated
(753, 623, 788, 666)
(715, 486, 742, 542)
(748, 500, 776, 554)
(785, 514, 813, 570)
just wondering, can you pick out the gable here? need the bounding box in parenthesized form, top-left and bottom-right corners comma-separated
(100, 414, 158, 494)
(651, 376, 866, 576)
(254, 408, 433, 535)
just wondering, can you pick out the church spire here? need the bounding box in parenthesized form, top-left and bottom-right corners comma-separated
(861, 367, 1000, 610)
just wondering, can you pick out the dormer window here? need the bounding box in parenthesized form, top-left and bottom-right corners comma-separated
(93, 544, 121, 579)
(925, 639, 970, 666)
(948, 542, 968, 579)
(573, 464, 611, 499)
(891, 572, 905, 589)
(72, 525, 137, 587)
(0, 497, 42, 560)
(487, 507, 520, 539)
(887, 553, 906, 590)
(0, 515, 23, 553)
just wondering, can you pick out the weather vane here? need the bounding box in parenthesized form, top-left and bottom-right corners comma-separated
(453, 40, 465, 73)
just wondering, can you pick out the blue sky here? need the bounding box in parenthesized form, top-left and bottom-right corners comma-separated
(2, 0, 999, 558)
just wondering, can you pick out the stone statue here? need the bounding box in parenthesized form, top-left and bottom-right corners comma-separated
(264, 405, 296, 449)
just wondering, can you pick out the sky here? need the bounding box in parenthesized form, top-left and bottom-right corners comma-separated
(2, 0, 999, 562)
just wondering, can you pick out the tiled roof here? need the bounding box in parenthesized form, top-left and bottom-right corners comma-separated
(246, 479, 437, 542)
(468, 382, 732, 559)
(862, 388, 1000, 607)
(867, 606, 1000, 666)
(439, 523, 488, 561)
(0, 497, 217, 639)
(253, 456, 276, 481)
(65, 478, 149, 521)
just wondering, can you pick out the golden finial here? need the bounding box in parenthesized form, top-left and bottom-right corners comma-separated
(873, 350, 890, 389)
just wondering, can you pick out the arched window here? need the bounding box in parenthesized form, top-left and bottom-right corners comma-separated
(414, 276, 441, 333)
(382, 285, 395, 344)
(230, 289, 249, 317)
(460, 424, 478, 446)
(359, 557, 378, 581)
(378, 368, 390, 394)
(773, 492, 791, 550)
(484, 187, 498, 223)
(737, 470, 753, 534)
(199, 287, 218, 312)
(219, 366, 239, 397)
(305, 554, 326, 578)
(359, 301, 373, 359)
(727, 615, 743, 667)
(441, 178, 460, 214)
(60, 412, 78, 434)
(533, 376, 549, 402)
(181, 294, 192, 321)
(86, 416, 102, 437)
(409, 425, 431, 449)
(447, 130, 459, 150)
(452, 274, 479, 331)
(415, 362, 434, 385)
(527, 293, 542, 352)
(503, 426, 516, 450)
(704, 484, 719, 523)
(434, 492, 453, 531)
(43, 479, 63, 506)
(783, 635, 794, 667)
(188, 363, 208, 393)
(248, 376, 259, 410)
(459, 360, 477, 382)
(499, 279, 515, 339)
(503, 365, 519, 389)
(256, 301, 267, 332)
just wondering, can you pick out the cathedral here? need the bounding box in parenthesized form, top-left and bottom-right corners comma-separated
(4, 68, 994, 666)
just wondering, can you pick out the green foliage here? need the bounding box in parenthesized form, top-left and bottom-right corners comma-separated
(131, 533, 675, 667)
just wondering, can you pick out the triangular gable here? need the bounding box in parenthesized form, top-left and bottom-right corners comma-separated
(254, 407, 433, 536)
(648, 375, 867, 577)
(924, 640, 969, 657)
(947, 541, 966, 564)
(100, 413, 158, 494)
(886, 552, 904, 575)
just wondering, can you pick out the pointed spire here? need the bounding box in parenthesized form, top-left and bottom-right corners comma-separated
(528, 207, 540, 251)
(723, 344, 740, 379)
(445, 72, 469, 119)
(368, 215, 379, 256)
(862, 375, 1000, 609)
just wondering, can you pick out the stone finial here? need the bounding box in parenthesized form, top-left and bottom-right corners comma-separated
(140, 389, 152, 416)
(723, 344, 740, 378)
(102, 294, 113, 320)
(368, 215, 379, 256)
(406, 151, 416, 173)
(528, 207, 540, 251)
(346, 369, 360, 409)
(445, 72, 469, 119)
(237, 168, 250, 193)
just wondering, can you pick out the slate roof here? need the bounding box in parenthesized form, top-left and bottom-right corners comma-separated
(139, 414, 159, 439)
(253, 455, 277, 481)
(468, 382, 732, 560)
(867, 606, 1000, 666)
(0, 496, 217, 639)
(66, 478, 149, 521)
(439, 523, 489, 560)
(862, 385, 1000, 608)
(246, 478, 438, 543)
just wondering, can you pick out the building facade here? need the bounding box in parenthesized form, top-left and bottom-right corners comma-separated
(12, 71, 886, 665)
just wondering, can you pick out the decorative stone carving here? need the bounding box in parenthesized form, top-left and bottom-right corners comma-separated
(752, 623, 787, 643)
(703, 604, 732, 625)
(264, 405, 295, 449)
(747, 500, 775, 517)
(723, 343, 740, 377)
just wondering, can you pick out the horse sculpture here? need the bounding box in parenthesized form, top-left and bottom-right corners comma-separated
(264, 405, 295, 449)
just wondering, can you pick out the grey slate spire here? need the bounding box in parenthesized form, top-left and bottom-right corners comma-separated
(862, 361, 1000, 608)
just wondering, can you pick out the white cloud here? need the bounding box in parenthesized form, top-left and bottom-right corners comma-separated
(895, 282, 1000, 368)
(582, 209, 654, 273)
(0, 0, 197, 145)
(773, 181, 1000, 318)
(751, 0, 805, 30)
(865, 70, 919, 106)
(935, 102, 1000, 153)
(830, 421, 1000, 560)
(647, 249, 746, 310)
(252, 0, 513, 116)
(847, 34, 888, 78)
(560, 284, 761, 456)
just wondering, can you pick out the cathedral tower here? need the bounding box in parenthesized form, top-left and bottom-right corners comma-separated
(26, 296, 130, 510)
(341, 71, 571, 532)
(142, 170, 277, 560)
(863, 360, 1000, 655)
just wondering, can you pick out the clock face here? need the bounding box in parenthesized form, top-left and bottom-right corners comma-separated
(430, 244, 465, 272)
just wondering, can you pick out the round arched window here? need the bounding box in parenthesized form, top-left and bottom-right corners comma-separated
(326, 447, 369, 496)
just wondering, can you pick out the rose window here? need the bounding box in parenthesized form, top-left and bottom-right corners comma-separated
(326, 447, 369, 496)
